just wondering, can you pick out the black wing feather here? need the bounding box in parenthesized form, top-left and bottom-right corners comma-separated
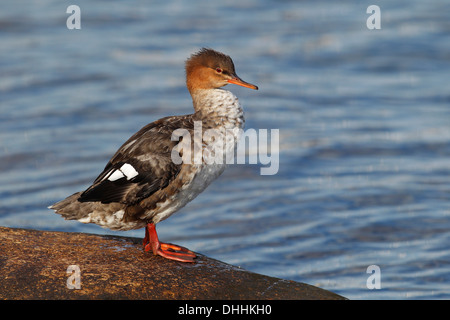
(78, 116, 192, 205)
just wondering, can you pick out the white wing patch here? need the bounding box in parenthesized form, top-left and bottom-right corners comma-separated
(107, 163, 139, 181)
(108, 170, 125, 181)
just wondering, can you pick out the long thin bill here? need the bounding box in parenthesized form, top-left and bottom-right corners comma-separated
(227, 76, 258, 90)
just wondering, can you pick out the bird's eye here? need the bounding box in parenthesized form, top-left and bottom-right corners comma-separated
(215, 68, 223, 73)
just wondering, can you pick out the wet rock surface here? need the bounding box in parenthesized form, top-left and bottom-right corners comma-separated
(0, 226, 345, 300)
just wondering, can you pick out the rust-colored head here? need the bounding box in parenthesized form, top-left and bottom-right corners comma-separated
(185, 48, 258, 94)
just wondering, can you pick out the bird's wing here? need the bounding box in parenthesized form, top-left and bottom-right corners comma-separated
(79, 116, 193, 205)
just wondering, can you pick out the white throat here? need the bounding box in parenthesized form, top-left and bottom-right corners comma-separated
(192, 89, 245, 130)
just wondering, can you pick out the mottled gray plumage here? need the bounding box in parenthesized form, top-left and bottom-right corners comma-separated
(50, 48, 257, 238)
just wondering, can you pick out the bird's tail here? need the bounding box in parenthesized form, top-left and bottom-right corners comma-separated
(48, 192, 89, 221)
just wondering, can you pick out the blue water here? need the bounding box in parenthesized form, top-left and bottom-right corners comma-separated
(1, 0, 449, 299)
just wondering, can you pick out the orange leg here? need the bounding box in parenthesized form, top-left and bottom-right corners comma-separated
(143, 222, 196, 263)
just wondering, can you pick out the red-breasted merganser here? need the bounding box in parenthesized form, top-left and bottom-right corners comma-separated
(49, 48, 258, 262)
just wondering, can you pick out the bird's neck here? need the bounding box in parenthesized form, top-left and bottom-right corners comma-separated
(190, 89, 245, 130)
